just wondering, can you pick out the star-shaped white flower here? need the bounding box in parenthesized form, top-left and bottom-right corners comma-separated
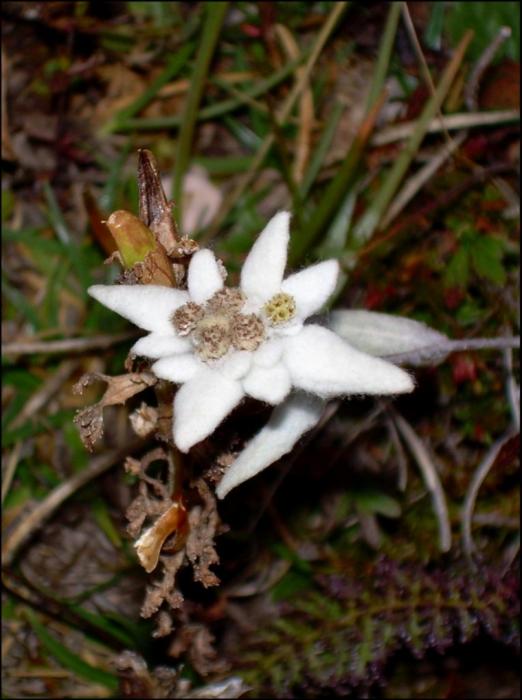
(88, 212, 414, 498)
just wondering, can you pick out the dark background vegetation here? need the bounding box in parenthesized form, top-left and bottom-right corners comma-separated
(2, 2, 519, 698)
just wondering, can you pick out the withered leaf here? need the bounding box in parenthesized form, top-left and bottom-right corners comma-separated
(168, 623, 227, 676)
(83, 187, 118, 257)
(117, 247, 176, 287)
(141, 551, 185, 618)
(74, 370, 156, 404)
(138, 148, 199, 262)
(115, 650, 156, 699)
(185, 479, 220, 588)
(138, 148, 180, 255)
(135, 502, 187, 573)
(73, 371, 156, 451)
(73, 404, 105, 452)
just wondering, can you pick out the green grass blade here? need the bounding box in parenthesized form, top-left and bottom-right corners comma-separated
(289, 95, 383, 265)
(299, 100, 344, 199)
(365, 2, 401, 112)
(117, 56, 305, 132)
(172, 2, 229, 219)
(352, 30, 473, 245)
(42, 181, 71, 245)
(102, 43, 194, 134)
(25, 609, 119, 691)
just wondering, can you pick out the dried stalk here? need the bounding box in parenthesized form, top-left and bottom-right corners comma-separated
(461, 431, 517, 563)
(2, 332, 137, 356)
(2, 440, 145, 567)
(393, 412, 452, 552)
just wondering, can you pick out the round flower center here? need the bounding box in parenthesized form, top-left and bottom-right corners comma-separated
(193, 314, 231, 360)
(263, 292, 296, 325)
(172, 287, 266, 361)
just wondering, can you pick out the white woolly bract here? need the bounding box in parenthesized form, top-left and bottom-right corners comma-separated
(282, 259, 339, 320)
(173, 368, 244, 452)
(88, 285, 188, 334)
(152, 354, 201, 383)
(187, 249, 224, 304)
(242, 363, 291, 405)
(240, 211, 290, 304)
(131, 333, 191, 359)
(328, 310, 448, 358)
(216, 393, 325, 499)
(283, 325, 415, 398)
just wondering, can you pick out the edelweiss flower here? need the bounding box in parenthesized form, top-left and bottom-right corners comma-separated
(89, 212, 414, 498)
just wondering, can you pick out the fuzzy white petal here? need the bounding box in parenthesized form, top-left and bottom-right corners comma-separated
(152, 354, 202, 384)
(173, 368, 244, 452)
(88, 285, 188, 334)
(283, 325, 414, 398)
(242, 363, 291, 405)
(216, 393, 325, 499)
(220, 351, 252, 380)
(281, 259, 339, 320)
(328, 310, 449, 362)
(131, 333, 191, 359)
(240, 211, 290, 304)
(187, 249, 224, 304)
(252, 338, 284, 368)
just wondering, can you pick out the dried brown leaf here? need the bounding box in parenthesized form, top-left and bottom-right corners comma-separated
(135, 502, 187, 573)
(169, 623, 227, 676)
(117, 246, 176, 287)
(73, 403, 105, 452)
(73, 370, 157, 404)
(141, 551, 185, 618)
(186, 479, 221, 588)
(138, 148, 180, 254)
(115, 651, 156, 699)
(73, 371, 156, 450)
(153, 610, 174, 639)
(83, 187, 117, 257)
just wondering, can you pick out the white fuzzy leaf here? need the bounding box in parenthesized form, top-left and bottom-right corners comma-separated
(283, 324, 414, 397)
(328, 310, 450, 365)
(152, 353, 202, 384)
(187, 249, 224, 304)
(88, 285, 188, 334)
(242, 363, 291, 405)
(240, 211, 290, 304)
(173, 368, 244, 452)
(282, 259, 339, 320)
(131, 333, 191, 359)
(216, 393, 325, 499)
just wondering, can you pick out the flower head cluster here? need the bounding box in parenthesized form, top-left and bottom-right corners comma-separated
(89, 212, 414, 498)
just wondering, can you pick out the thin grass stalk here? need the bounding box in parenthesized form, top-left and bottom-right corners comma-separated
(202, 1, 349, 243)
(352, 30, 473, 244)
(365, 2, 401, 112)
(289, 93, 384, 265)
(172, 2, 229, 219)
(116, 56, 305, 132)
(102, 44, 194, 134)
(299, 100, 345, 199)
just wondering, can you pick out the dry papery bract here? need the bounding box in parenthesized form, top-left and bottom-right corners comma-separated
(115, 649, 247, 698)
(124, 448, 227, 674)
(73, 371, 157, 451)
